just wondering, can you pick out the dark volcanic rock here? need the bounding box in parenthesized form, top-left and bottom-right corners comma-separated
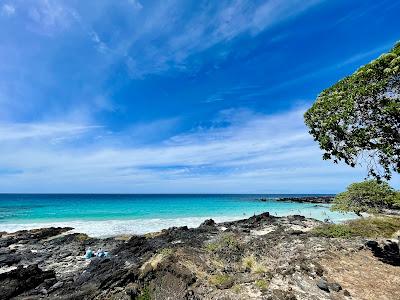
(316, 278, 330, 292)
(2, 227, 73, 246)
(0, 253, 21, 267)
(366, 239, 400, 266)
(328, 282, 342, 292)
(246, 212, 272, 225)
(0, 212, 393, 299)
(0, 236, 14, 248)
(277, 196, 334, 204)
(199, 219, 216, 227)
(0, 264, 56, 299)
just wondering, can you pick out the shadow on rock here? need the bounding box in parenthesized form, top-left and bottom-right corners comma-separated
(365, 240, 400, 266)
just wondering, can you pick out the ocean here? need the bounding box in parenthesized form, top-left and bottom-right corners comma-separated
(0, 194, 355, 237)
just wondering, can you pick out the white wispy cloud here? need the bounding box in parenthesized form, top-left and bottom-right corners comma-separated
(25, 0, 79, 36)
(32, 0, 321, 78)
(123, 0, 324, 77)
(0, 107, 378, 193)
(1, 3, 15, 16)
(127, 0, 143, 11)
(0, 122, 101, 142)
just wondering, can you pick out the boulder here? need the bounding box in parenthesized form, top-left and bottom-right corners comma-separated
(200, 219, 216, 227)
(0, 253, 21, 267)
(0, 264, 56, 299)
(328, 282, 342, 292)
(316, 278, 329, 292)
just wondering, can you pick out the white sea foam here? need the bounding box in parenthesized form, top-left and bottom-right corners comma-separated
(0, 209, 355, 237)
(0, 215, 247, 237)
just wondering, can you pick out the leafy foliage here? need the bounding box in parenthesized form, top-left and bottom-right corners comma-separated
(304, 42, 400, 180)
(395, 192, 400, 208)
(331, 180, 397, 215)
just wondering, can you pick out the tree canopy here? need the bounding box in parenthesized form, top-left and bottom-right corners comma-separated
(331, 180, 398, 216)
(304, 42, 400, 180)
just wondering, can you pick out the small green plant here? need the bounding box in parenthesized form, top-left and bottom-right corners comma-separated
(205, 242, 219, 252)
(204, 233, 240, 253)
(138, 286, 152, 300)
(221, 233, 239, 249)
(242, 256, 255, 269)
(253, 265, 267, 274)
(158, 247, 173, 256)
(76, 233, 89, 241)
(242, 255, 267, 274)
(255, 279, 269, 291)
(232, 284, 242, 294)
(209, 274, 233, 286)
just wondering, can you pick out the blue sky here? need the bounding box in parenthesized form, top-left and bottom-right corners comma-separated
(0, 0, 399, 193)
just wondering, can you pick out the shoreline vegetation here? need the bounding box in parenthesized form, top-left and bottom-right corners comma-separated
(1, 198, 399, 299)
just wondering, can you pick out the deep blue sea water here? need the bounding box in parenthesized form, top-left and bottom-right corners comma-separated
(0, 194, 355, 237)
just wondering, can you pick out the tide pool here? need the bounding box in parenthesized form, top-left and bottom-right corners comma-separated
(0, 194, 355, 237)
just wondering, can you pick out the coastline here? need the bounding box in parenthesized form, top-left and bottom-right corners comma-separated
(1, 210, 399, 299)
(0, 196, 356, 237)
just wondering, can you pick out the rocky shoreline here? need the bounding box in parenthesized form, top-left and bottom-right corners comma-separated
(275, 196, 334, 204)
(1, 212, 399, 299)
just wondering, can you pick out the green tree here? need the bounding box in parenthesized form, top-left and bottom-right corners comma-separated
(394, 191, 400, 209)
(304, 42, 400, 180)
(332, 180, 397, 216)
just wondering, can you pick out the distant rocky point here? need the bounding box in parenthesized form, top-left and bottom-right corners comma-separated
(275, 196, 334, 204)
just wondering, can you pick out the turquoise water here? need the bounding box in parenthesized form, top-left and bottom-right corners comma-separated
(0, 194, 354, 236)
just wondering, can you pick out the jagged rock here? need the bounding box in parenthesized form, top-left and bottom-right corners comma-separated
(316, 278, 330, 292)
(366, 239, 400, 265)
(0, 253, 21, 267)
(328, 282, 342, 292)
(0, 264, 55, 299)
(343, 289, 351, 296)
(48, 281, 64, 292)
(277, 196, 333, 204)
(125, 282, 139, 297)
(365, 240, 378, 249)
(0, 213, 397, 299)
(0, 237, 14, 248)
(200, 219, 216, 227)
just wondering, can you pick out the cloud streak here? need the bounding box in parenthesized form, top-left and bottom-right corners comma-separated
(122, 0, 324, 77)
(0, 107, 376, 193)
(1, 3, 15, 16)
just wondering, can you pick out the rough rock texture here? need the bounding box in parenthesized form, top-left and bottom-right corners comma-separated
(0, 264, 55, 299)
(276, 196, 334, 204)
(0, 214, 399, 299)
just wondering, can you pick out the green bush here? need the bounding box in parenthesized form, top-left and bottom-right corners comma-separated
(313, 216, 400, 238)
(331, 180, 398, 215)
(313, 224, 354, 238)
